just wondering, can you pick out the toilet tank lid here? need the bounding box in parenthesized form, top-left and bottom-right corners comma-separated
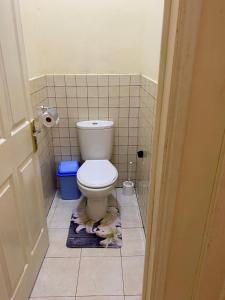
(76, 120, 114, 129)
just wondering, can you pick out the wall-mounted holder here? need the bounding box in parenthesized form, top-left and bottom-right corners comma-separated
(137, 150, 144, 158)
(39, 105, 59, 128)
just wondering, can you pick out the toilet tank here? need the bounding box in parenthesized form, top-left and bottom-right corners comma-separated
(76, 120, 114, 160)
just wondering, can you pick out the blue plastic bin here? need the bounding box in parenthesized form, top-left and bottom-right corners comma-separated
(57, 161, 81, 200)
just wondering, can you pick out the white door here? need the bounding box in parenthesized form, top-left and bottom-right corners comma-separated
(0, 1, 49, 300)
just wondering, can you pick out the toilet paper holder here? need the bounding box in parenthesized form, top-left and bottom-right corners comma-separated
(38, 105, 59, 128)
(39, 105, 49, 113)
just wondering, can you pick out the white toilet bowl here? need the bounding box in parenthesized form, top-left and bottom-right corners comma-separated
(77, 160, 118, 221)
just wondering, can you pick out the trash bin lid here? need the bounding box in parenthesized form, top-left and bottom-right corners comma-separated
(57, 161, 80, 177)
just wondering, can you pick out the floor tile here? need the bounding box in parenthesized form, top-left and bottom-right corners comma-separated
(47, 229, 81, 257)
(31, 258, 80, 297)
(120, 206, 142, 228)
(30, 298, 75, 300)
(47, 208, 55, 227)
(49, 205, 75, 228)
(81, 248, 120, 257)
(57, 198, 81, 207)
(121, 228, 145, 256)
(47, 193, 58, 226)
(77, 257, 123, 296)
(122, 256, 144, 295)
(76, 297, 124, 300)
(124, 297, 142, 300)
(116, 189, 138, 207)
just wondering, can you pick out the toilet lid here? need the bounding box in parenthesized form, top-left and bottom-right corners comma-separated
(77, 160, 118, 188)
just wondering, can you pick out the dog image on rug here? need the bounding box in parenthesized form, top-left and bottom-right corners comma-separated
(66, 195, 122, 248)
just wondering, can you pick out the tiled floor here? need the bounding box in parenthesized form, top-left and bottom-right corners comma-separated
(30, 188, 145, 300)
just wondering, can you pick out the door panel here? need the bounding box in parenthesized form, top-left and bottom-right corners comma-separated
(0, 0, 29, 127)
(18, 157, 43, 251)
(0, 179, 26, 294)
(0, 1, 49, 299)
(0, 262, 9, 300)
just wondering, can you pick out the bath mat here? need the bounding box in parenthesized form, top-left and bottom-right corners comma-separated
(66, 195, 122, 248)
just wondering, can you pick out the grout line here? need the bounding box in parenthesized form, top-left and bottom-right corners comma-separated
(30, 295, 141, 298)
(75, 243, 82, 296)
(120, 253, 125, 297)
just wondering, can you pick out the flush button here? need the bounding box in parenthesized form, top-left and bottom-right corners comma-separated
(92, 122, 98, 125)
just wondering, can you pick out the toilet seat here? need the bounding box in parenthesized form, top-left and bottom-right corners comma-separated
(77, 160, 118, 189)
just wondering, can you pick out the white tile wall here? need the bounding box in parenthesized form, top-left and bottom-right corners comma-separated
(136, 75, 158, 228)
(29, 74, 157, 200)
(29, 76, 56, 214)
(44, 74, 140, 186)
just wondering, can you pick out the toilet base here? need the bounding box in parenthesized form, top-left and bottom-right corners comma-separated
(77, 180, 117, 222)
(86, 196, 108, 221)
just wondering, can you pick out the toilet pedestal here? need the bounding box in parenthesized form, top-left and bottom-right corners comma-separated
(86, 197, 108, 222)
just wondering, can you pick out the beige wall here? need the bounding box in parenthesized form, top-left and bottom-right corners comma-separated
(141, 0, 164, 79)
(19, 0, 163, 81)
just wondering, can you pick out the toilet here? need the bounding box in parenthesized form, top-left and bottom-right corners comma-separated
(76, 120, 118, 221)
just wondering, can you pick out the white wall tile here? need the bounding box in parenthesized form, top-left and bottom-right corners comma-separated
(55, 87, 66, 97)
(130, 74, 141, 85)
(87, 74, 98, 86)
(77, 98, 88, 107)
(67, 98, 78, 107)
(129, 118, 138, 127)
(31, 73, 146, 187)
(120, 86, 130, 97)
(98, 75, 109, 86)
(78, 107, 88, 118)
(65, 75, 76, 86)
(88, 98, 98, 107)
(46, 75, 54, 86)
(130, 97, 140, 107)
(119, 97, 129, 107)
(120, 75, 130, 85)
(130, 108, 139, 117)
(47, 87, 55, 97)
(66, 86, 76, 97)
(98, 86, 108, 97)
(77, 87, 88, 97)
(109, 75, 119, 86)
(109, 86, 119, 97)
(130, 86, 140, 96)
(59, 128, 70, 138)
(99, 98, 108, 107)
(54, 75, 65, 86)
(109, 97, 119, 107)
(57, 107, 68, 118)
(88, 87, 98, 97)
(119, 107, 129, 117)
(119, 118, 129, 127)
(58, 118, 69, 127)
(56, 98, 67, 107)
(68, 107, 78, 118)
(99, 107, 109, 118)
(76, 75, 87, 86)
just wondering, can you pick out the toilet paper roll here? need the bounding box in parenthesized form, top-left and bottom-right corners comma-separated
(41, 107, 59, 128)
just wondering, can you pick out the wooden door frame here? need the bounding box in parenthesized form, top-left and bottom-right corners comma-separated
(142, 0, 225, 299)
